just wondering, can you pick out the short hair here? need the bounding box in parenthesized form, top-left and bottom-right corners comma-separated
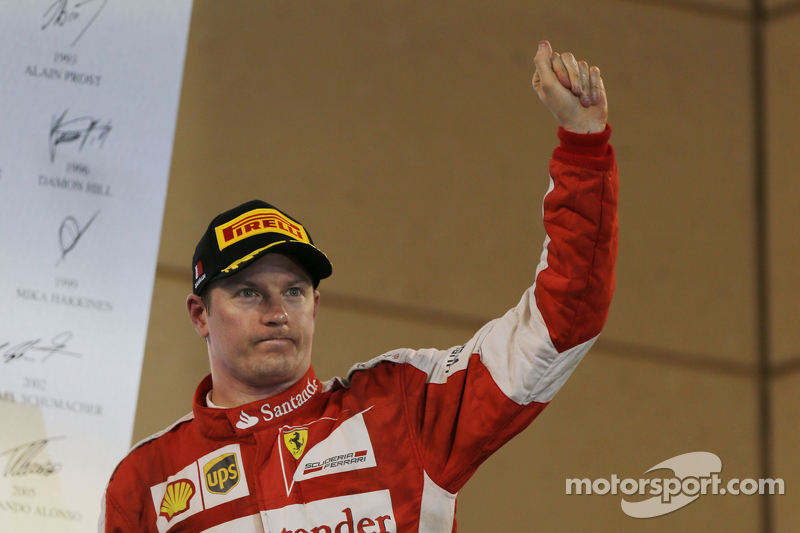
(200, 288, 212, 315)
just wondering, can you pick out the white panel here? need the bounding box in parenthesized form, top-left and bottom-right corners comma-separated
(198, 444, 250, 510)
(261, 491, 396, 533)
(419, 471, 456, 532)
(149, 462, 203, 533)
(292, 412, 377, 484)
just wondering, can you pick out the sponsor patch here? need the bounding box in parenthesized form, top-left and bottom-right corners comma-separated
(199, 445, 250, 509)
(194, 261, 203, 279)
(279, 407, 377, 496)
(259, 378, 319, 423)
(283, 428, 308, 460)
(261, 490, 396, 533)
(229, 378, 320, 433)
(302, 449, 368, 475)
(150, 444, 249, 533)
(203, 453, 241, 495)
(150, 464, 203, 533)
(236, 410, 259, 430)
(214, 208, 309, 251)
(159, 479, 195, 521)
(444, 345, 465, 375)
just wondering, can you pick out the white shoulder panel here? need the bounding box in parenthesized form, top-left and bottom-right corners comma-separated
(343, 342, 477, 387)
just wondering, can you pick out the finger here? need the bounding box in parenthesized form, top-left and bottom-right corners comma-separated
(551, 53, 571, 90)
(589, 66, 602, 106)
(578, 60, 591, 107)
(560, 53, 582, 97)
(594, 70, 608, 111)
(533, 40, 556, 88)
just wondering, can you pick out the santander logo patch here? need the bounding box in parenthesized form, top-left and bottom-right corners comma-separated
(261, 490, 396, 533)
(260, 378, 319, 422)
(232, 378, 320, 432)
(236, 411, 259, 430)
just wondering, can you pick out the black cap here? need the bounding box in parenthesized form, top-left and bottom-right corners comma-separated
(191, 200, 332, 295)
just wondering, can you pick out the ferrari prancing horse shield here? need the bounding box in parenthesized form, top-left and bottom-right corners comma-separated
(283, 429, 308, 459)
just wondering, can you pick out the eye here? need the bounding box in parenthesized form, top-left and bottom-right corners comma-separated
(238, 288, 257, 298)
(287, 287, 302, 297)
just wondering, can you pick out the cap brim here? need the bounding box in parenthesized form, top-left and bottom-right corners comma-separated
(211, 240, 332, 288)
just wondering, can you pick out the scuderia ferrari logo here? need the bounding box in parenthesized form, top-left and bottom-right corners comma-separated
(284, 428, 308, 460)
(280, 408, 377, 497)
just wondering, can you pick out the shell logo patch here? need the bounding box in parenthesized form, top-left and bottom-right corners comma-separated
(159, 479, 195, 521)
(150, 444, 250, 533)
(203, 453, 240, 495)
(283, 428, 308, 460)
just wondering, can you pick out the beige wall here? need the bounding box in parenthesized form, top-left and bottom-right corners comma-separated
(134, 1, 799, 531)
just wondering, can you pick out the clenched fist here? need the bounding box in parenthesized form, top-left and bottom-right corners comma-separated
(533, 40, 608, 134)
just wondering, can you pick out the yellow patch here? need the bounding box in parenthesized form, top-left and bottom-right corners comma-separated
(159, 479, 195, 521)
(203, 453, 241, 495)
(283, 429, 308, 460)
(214, 208, 309, 250)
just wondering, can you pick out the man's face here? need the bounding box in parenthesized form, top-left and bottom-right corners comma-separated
(190, 253, 320, 396)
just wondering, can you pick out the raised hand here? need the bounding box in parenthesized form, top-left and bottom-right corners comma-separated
(532, 40, 608, 134)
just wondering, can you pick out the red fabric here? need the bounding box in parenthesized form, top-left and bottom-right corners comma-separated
(553, 124, 614, 170)
(536, 125, 618, 352)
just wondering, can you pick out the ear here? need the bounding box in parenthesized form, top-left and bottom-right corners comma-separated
(313, 290, 320, 320)
(186, 293, 210, 338)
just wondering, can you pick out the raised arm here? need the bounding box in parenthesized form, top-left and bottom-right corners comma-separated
(345, 42, 618, 500)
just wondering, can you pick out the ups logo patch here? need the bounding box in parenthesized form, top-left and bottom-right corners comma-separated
(203, 453, 240, 495)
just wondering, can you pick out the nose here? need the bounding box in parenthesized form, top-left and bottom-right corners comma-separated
(261, 299, 288, 327)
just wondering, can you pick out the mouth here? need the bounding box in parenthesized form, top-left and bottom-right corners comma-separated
(255, 337, 294, 346)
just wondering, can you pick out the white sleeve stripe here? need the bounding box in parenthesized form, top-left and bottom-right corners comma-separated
(419, 470, 457, 532)
(526, 335, 596, 402)
(478, 283, 596, 404)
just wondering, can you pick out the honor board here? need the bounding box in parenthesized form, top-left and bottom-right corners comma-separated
(0, 1, 194, 530)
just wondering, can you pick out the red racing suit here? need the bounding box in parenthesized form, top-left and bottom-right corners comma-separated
(100, 126, 617, 533)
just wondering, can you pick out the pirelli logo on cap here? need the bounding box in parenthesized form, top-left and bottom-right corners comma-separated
(215, 208, 309, 251)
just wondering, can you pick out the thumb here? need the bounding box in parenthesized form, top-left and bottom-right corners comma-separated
(533, 40, 556, 88)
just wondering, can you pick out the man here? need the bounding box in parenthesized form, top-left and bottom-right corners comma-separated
(100, 40, 617, 532)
